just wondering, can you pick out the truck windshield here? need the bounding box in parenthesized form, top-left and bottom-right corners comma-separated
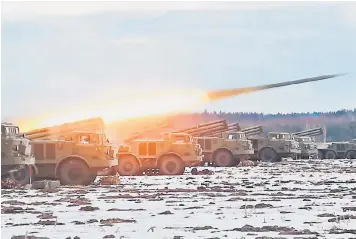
(270, 133, 291, 140)
(228, 133, 246, 140)
(238, 133, 246, 139)
(281, 134, 291, 140)
(170, 134, 188, 143)
(174, 136, 187, 142)
(3, 126, 19, 136)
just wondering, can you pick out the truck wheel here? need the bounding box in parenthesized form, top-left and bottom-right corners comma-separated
(259, 148, 280, 162)
(346, 150, 356, 159)
(158, 155, 185, 175)
(58, 159, 91, 186)
(318, 150, 324, 160)
(325, 150, 337, 159)
(117, 155, 140, 176)
(213, 149, 234, 167)
(9, 165, 32, 185)
(85, 173, 97, 185)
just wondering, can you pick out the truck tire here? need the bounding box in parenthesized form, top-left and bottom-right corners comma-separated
(325, 150, 337, 159)
(9, 165, 32, 185)
(318, 150, 324, 160)
(58, 159, 91, 185)
(213, 149, 234, 167)
(259, 147, 280, 162)
(117, 155, 140, 176)
(311, 153, 318, 159)
(85, 172, 97, 185)
(158, 154, 185, 175)
(345, 150, 356, 159)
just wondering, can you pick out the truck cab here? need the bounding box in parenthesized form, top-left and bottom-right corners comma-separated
(223, 131, 254, 152)
(294, 136, 318, 159)
(267, 132, 300, 152)
(1, 123, 35, 184)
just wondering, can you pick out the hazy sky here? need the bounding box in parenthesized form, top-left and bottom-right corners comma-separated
(1, 1, 356, 121)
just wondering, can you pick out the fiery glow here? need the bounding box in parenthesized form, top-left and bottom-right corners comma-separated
(16, 73, 341, 132)
(18, 90, 209, 132)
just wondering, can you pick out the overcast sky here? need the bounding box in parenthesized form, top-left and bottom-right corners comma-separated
(1, 1, 356, 121)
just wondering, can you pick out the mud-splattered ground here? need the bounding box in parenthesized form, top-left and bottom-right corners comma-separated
(2, 159, 356, 239)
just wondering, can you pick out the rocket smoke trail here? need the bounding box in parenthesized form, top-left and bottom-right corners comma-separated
(206, 73, 346, 101)
(19, 73, 346, 132)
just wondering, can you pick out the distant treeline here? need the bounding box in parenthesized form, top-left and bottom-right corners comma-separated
(170, 109, 356, 142)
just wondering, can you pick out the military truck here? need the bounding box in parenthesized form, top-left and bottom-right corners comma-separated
(243, 127, 301, 162)
(196, 132, 254, 167)
(317, 140, 356, 159)
(116, 132, 203, 176)
(293, 128, 323, 159)
(24, 118, 118, 185)
(1, 122, 35, 185)
(171, 120, 254, 167)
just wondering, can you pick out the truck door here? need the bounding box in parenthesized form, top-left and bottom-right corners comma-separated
(74, 133, 103, 159)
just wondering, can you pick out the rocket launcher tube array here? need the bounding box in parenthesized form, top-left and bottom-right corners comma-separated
(24, 117, 104, 135)
(189, 124, 227, 137)
(242, 126, 264, 136)
(24, 117, 105, 140)
(303, 131, 324, 137)
(293, 128, 324, 137)
(200, 126, 234, 137)
(212, 124, 241, 134)
(205, 123, 241, 136)
(175, 121, 228, 136)
(173, 120, 227, 133)
(123, 122, 171, 143)
(185, 123, 227, 135)
(224, 122, 241, 131)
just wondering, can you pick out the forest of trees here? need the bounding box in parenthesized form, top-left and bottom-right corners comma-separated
(170, 109, 356, 142)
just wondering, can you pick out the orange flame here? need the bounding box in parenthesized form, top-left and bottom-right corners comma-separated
(18, 90, 209, 132)
(16, 73, 343, 132)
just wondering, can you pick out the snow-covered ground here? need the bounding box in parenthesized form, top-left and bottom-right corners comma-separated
(2, 159, 356, 239)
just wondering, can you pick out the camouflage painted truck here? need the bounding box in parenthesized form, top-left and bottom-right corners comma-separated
(172, 120, 254, 167)
(317, 140, 356, 159)
(115, 132, 203, 176)
(243, 126, 301, 162)
(293, 127, 323, 159)
(23, 118, 118, 185)
(1, 122, 35, 185)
